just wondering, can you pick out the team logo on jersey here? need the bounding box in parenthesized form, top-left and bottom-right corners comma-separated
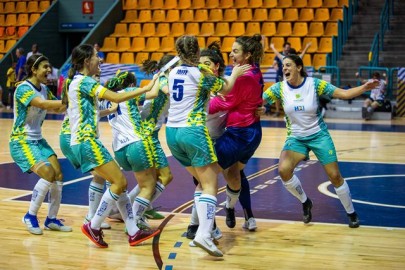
(294, 93, 304, 101)
(176, 69, 188, 75)
(294, 106, 305, 111)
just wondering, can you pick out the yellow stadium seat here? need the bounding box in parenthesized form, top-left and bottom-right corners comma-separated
(330, 8, 343, 21)
(268, 9, 283, 21)
(136, 10, 152, 23)
(27, 1, 39, 13)
(238, 9, 253, 22)
(151, 52, 165, 61)
(249, 0, 263, 8)
(324, 22, 338, 36)
(208, 9, 223, 22)
(224, 9, 238, 21)
(140, 79, 152, 87)
(312, 53, 327, 69)
(262, 53, 276, 66)
(292, 0, 307, 8)
(164, 0, 177, 9)
(222, 37, 235, 52)
(222, 53, 229, 65)
(245, 22, 261, 36)
(229, 22, 245, 36)
(214, 22, 230, 36)
(276, 22, 292, 36)
(270, 37, 285, 51)
(166, 10, 180, 23)
(185, 22, 200, 35)
(152, 10, 166, 22)
(263, 0, 278, 8)
(206, 0, 219, 8)
(122, 10, 137, 23)
(129, 37, 146, 52)
(102, 37, 117, 52)
(120, 52, 135, 64)
(314, 8, 330, 21)
(323, 0, 338, 8)
(116, 37, 131, 52)
(16, 13, 29, 27)
(302, 37, 318, 53)
(18, 26, 29, 38)
(159, 37, 175, 52)
(299, 8, 314, 21)
(253, 9, 268, 21)
(0, 3, 3, 14)
(0, 40, 5, 53)
(135, 52, 150, 65)
(197, 36, 206, 48)
(123, 0, 138, 9)
(144, 37, 161, 52)
(179, 10, 194, 22)
(284, 8, 299, 21)
(338, 0, 349, 7)
(4, 39, 16, 52)
(302, 54, 312, 66)
(287, 37, 302, 52)
(262, 22, 277, 36)
(4, 2, 15, 13)
(106, 52, 120, 64)
(38, 1, 50, 12)
(128, 23, 141, 37)
(264, 81, 275, 91)
(178, 0, 192, 9)
(308, 22, 324, 36)
(156, 23, 171, 37)
(307, 0, 322, 8)
(5, 14, 17, 27)
(16, 1, 27, 13)
(278, 0, 292, 8)
(219, 0, 233, 8)
(111, 23, 128, 37)
(138, 0, 152, 9)
(0, 15, 5, 26)
(206, 36, 221, 46)
(140, 23, 156, 37)
(191, 0, 205, 9)
(194, 10, 208, 22)
(292, 22, 308, 36)
(235, 0, 248, 8)
(170, 23, 185, 37)
(200, 22, 215, 36)
(317, 37, 333, 53)
(29, 13, 41, 25)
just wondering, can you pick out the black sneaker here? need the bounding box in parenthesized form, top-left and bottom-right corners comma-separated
(186, 224, 199, 240)
(302, 198, 313, 224)
(225, 207, 236, 228)
(347, 212, 360, 228)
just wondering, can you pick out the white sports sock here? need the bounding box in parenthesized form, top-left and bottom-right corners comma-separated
(147, 182, 165, 211)
(195, 194, 217, 238)
(133, 196, 150, 222)
(116, 192, 138, 236)
(283, 175, 308, 203)
(29, 178, 52, 215)
(225, 186, 240, 209)
(334, 180, 355, 214)
(128, 185, 141, 203)
(47, 181, 63, 219)
(190, 191, 202, 225)
(87, 181, 104, 219)
(90, 189, 118, 230)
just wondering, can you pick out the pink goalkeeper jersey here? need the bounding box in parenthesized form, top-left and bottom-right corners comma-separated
(208, 65, 263, 128)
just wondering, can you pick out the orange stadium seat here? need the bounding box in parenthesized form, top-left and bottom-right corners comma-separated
(159, 37, 175, 52)
(106, 52, 120, 64)
(206, 36, 221, 46)
(152, 10, 166, 22)
(129, 37, 146, 52)
(249, 0, 263, 8)
(179, 10, 194, 22)
(314, 8, 330, 21)
(253, 9, 268, 21)
(139, 79, 151, 88)
(223, 9, 237, 21)
(102, 37, 117, 51)
(222, 52, 228, 65)
(292, 22, 308, 36)
(138, 0, 152, 9)
(127, 23, 141, 37)
(178, 0, 192, 9)
(0, 40, 5, 53)
(312, 53, 327, 69)
(235, 0, 248, 8)
(200, 23, 215, 36)
(116, 37, 131, 52)
(317, 37, 333, 53)
(135, 52, 149, 64)
(136, 10, 152, 23)
(214, 22, 229, 36)
(278, 0, 292, 8)
(38, 1, 50, 12)
(338, 0, 349, 7)
(4, 39, 16, 52)
(4, 2, 15, 13)
(140, 23, 156, 37)
(262, 53, 276, 66)
(302, 53, 312, 66)
(29, 13, 41, 25)
(245, 22, 261, 36)
(238, 9, 253, 22)
(302, 37, 318, 53)
(323, 0, 338, 8)
(166, 10, 180, 23)
(5, 14, 17, 27)
(268, 9, 283, 21)
(208, 9, 223, 22)
(0, 27, 4, 40)
(120, 52, 135, 64)
(143, 37, 160, 52)
(284, 8, 299, 21)
(18, 26, 29, 38)
(197, 36, 206, 48)
(287, 37, 302, 52)
(325, 22, 338, 36)
(194, 10, 208, 22)
(299, 8, 314, 21)
(229, 22, 245, 36)
(0, 15, 4, 26)
(16, 13, 29, 27)
(27, 1, 39, 13)
(16, 1, 27, 13)
(262, 22, 277, 36)
(156, 23, 171, 37)
(191, 0, 205, 9)
(0, 3, 3, 14)
(270, 37, 285, 51)
(292, 0, 307, 8)
(222, 37, 235, 52)
(308, 22, 324, 36)
(151, 52, 165, 61)
(164, 0, 178, 9)
(111, 23, 128, 37)
(171, 23, 185, 37)
(276, 22, 292, 37)
(330, 8, 343, 21)
(185, 22, 200, 35)
(6, 27, 16, 39)
(122, 10, 137, 22)
(219, 0, 233, 9)
(263, 0, 278, 8)
(123, 0, 138, 10)
(206, 0, 219, 9)
(307, 0, 322, 8)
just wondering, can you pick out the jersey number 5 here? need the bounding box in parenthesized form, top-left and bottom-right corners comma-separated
(172, 79, 184, 101)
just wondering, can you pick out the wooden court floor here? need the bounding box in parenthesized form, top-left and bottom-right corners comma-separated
(0, 112, 405, 270)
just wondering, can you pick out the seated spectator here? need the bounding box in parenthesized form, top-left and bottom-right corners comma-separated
(356, 72, 386, 120)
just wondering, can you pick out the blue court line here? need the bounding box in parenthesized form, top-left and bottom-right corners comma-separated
(165, 266, 173, 270)
(174, 242, 182, 248)
(168, 253, 177, 259)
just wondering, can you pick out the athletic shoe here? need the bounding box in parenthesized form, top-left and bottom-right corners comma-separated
(144, 208, 165, 220)
(108, 209, 123, 221)
(83, 216, 111, 230)
(81, 222, 108, 248)
(186, 224, 199, 240)
(22, 212, 43, 235)
(137, 216, 151, 230)
(193, 235, 223, 257)
(242, 217, 257, 231)
(302, 198, 313, 224)
(225, 207, 236, 228)
(128, 228, 160, 246)
(347, 212, 360, 228)
(44, 217, 72, 232)
(211, 226, 223, 240)
(189, 240, 197, 247)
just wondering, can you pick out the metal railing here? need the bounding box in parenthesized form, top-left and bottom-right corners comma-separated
(356, 66, 398, 98)
(317, 66, 341, 87)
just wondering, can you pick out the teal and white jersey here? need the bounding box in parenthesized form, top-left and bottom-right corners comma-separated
(101, 89, 145, 151)
(166, 64, 224, 127)
(263, 77, 336, 138)
(140, 76, 170, 135)
(10, 80, 57, 141)
(67, 74, 107, 145)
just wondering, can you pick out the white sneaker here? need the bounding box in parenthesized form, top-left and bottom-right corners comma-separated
(44, 217, 72, 232)
(84, 216, 111, 230)
(211, 226, 222, 240)
(242, 217, 257, 231)
(189, 240, 197, 247)
(108, 211, 123, 221)
(22, 212, 43, 235)
(137, 216, 151, 230)
(193, 235, 223, 257)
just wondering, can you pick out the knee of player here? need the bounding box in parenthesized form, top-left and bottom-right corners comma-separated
(160, 173, 173, 186)
(278, 163, 294, 181)
(328, 171, 343, 186)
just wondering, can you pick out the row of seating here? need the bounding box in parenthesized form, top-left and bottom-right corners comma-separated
(122, 7, 343, 23)
(0, 26, 29, 39)
(104, 51, 328, 68)
(123, 0, 349, 10)
(0, 13, 41, 27)
(0, 38, 16, 54)
(0, 1, 50, 13)
(106, 21, 338, 41)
